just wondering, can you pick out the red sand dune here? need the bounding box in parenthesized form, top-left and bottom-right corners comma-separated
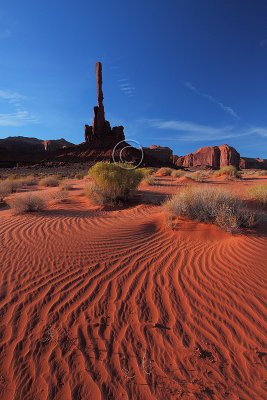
(0, 178, 266, 399)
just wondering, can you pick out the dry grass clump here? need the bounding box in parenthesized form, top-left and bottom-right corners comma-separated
(86, 162, 143, 205)
(0, 180, 19, 202)
(18, 176, 38, 186)
(60, 183, 73, 191)
(74, 173, 86, 180)
(256, 170, 267, 176)
(164, 186, 259, 232)
(7, 174, 20, 181)
(185, 171, 208, 182)
(137, 167, 155, 177)
(247, 184, 267, 205)
(143, 175, 157, 186)
(156, 167, 173, 177)
(171, 170, 185, 178)
(39, 176, 60, 187)
(214, 165, 241, 179)
(7, 193, 46, 214)
(51, 190, 69, 202)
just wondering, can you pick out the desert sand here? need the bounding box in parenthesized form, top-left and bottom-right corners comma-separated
(0, 176, 266, 400)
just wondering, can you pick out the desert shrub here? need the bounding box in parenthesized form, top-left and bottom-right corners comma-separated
(186, 171, 207, 182)
(256, 170, 267, 176)
(247, 184, 267, 205)
(39, 176, 60, 187)
(54, 174, 64, 180)
(163, 186, 259, 232)
(137, 167, 155, 177)
(52, 190, 69, 202)
(19, 176, 38, 186)
(0, 180, 19, 201)
(214, 165, 241, 179)
(171, 170, 185, 178)
(85, 182, 110, 205)
(87, 162, 143, 204)
(74, 173, 86, 180)
(143, 175, 157, 186)
(156, 167, 173, 177)
(7, 174, 20, 181)
(60, 183, 73, 191)
(7, 193, 46, 214)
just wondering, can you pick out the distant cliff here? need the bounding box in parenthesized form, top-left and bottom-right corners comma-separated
(0, 136, 74, 167)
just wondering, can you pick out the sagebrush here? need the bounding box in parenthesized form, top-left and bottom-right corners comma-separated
(214, 166, 241, 179)
(164, 186, 259, 232)
(247, 184, 267, 205)
(87, 162, 143, 204)
(7, 194, 46, 214)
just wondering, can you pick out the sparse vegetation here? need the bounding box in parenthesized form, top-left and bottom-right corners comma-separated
(256, 170, 267, 176)
(7, 174, 20, 181)
(171, 170, 185, 178)
(185, 171, 208, 182)
(137, 167, 155, 177)
(87, 162, 143, 204)
(156, 167, 173, 177)
(60, 183, 73, 191)
(7, 193, 46, 214)
(214, 165, 241, 179)
(164, 186, 259, 232)
(18, 176, 38, 186)
(0, 180, 19, 202)
(52, 189, 69, 202)
(39, 176, 60, 187)
(247, 184, 267, 205)
(74, 173, 86, 180)
(143, 175, 157, 186)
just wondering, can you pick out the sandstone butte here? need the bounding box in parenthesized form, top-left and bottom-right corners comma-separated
(0, 62, 266, 170)
(174, 144, 241, 169)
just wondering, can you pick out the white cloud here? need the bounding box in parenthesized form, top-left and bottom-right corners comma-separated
(117, 78, 135, 97)
(0, 90, 39, 126)
(184, 81, 240, 119)
(0, 111, 38, 126)
(249, 127, 267, 137)
(140, 118, 266, 142)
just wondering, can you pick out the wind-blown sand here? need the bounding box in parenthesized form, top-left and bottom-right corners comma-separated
(0, 177, 266, 399)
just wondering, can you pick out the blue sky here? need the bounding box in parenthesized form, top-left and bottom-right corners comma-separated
(0, 0, 267, 157)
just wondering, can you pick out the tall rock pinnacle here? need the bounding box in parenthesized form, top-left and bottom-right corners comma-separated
(96, 62, 104, 107)
(84, 61, 125, 144)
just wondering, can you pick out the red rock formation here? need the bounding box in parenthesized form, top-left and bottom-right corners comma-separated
(240, 157, 267, 169)
(174, 144, 240, 169)
(219, 144, 240, 168)
(143, 145, 173, 164)
(84, 62, 125, 144)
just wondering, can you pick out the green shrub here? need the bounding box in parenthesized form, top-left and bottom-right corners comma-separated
(164, 186, 259, 232)
(247, 184, 267, 205)
(7, 193, 46, 214)
(214, 166, 241, 179)
(39, 176, 60, 187)
(87, 162, 143, 204)
(156, 167, 173, 177)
